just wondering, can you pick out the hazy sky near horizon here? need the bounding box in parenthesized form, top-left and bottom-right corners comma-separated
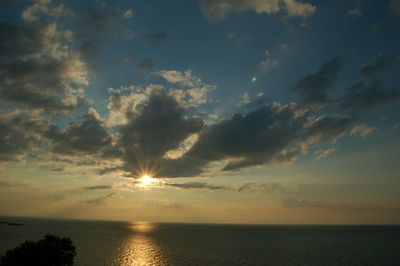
(0, 0, 400, 224)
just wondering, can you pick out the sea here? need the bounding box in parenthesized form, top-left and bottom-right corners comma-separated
(0, 217, 400, 265)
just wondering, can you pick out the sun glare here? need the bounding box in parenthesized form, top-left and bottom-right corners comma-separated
(139, 175, 154, 186)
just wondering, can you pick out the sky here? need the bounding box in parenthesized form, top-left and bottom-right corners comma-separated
(0, 0, 399, 224)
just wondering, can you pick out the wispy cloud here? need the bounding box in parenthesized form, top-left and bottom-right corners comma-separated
(83, 185, 113, 190)
(80, 192, 119, 206)
(199, 0, 316, 21)
(0, 179, 32, 188)
(314, 148, 336, 160)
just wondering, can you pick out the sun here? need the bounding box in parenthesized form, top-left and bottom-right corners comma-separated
(139, 175, 154, 186)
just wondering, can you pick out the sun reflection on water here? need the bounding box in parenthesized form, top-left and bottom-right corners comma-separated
(113, 222, 166, 265)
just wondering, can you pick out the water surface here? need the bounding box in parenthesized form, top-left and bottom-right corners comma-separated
(1, 217, 399, 265)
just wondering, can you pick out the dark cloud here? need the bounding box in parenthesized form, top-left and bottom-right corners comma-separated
(360, 55, 389, 77)
(338, 81, 400, 111)
(184, 103, 305, 172)
(117, 90, 203, 177)
(303, 115, 354, 145)
(166, 181, 228, 190)
(144, 32, 168, 44)
(291, 57, 343, 104)
(0, 21, 87, 112)
(99, 93, 355, 177)
(290, 56, 400, 114)
(0, 113, 49, 162)
(169, 103, 353, 174)
(94, 56, 399, 177)
(72, 7, 129, 59)
(46, 113, 113, 155)
(137, 59, 155, 71)
(154, 157, 207, 178)
(83, 185, 113, 190)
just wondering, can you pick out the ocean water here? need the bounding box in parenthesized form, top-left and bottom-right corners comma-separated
(0, 217, 400, 265)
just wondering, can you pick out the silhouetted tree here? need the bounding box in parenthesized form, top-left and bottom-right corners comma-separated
(0, 234, 76, 266)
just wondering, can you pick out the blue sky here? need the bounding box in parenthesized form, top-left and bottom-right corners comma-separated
(0, 0, 399, 224)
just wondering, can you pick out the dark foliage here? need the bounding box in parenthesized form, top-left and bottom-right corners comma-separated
(0, 234, 76, 266)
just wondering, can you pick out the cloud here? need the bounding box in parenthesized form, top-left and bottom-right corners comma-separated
(283, 0, 316, 19)
(237, 182, 296, 192)
(314, 147, 336, 160)
(155, 69, 215, 107)
(162, 180, 298, 193)
(122, 9, 133, 19)
(50, 194, 66, 202)
(348, 0, 363, 16)
(0, 179, 32, 188)
(166, 181, 228, 190)
(137, 59, 155, 71)
(237, 92, 251, 107)
(199, 0, 316, 21)
(338, 81, 400, 111)
(22, 0, 70, 22)
(185, 103, 305, 171)
(46, 112, 113, 156)
(83, 185, 113, 190)
(124, 51, 137, 62)
(283, 197, 332, 208)
(163, 180, 298, 193)
(73, 7, 132, 55)
(104, 85, 149, 127)
(0, 22, 88, 112)
(179, 103, 353, 173)
(116, 89, 203, 177)
(283, 198, 400, 214)
(360, 54, 389, 77)
(291, 57, 343, 105)
(350, 124, 376, 137)
(290, 57, 400, 113)
(237, 92, 266, 107)
(156, 69, 199, 87)
(391, 0, 400, 14)
(0, 112, 49, 162)
(49, 166, 64, 172)
(80, 192, 118, 206)
(259, 58, 280, 73)
(303, 115, 353, 147)
(138, 199, 188, 209)
(144, 32, 168, 44)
